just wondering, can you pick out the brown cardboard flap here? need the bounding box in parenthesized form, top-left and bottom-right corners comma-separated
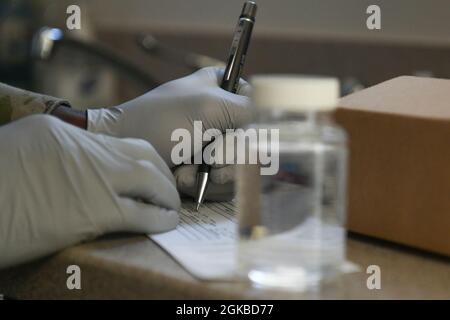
(339, 76, 450, 120)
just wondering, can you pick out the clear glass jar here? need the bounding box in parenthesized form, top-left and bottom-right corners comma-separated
(237, 76, 348, 291)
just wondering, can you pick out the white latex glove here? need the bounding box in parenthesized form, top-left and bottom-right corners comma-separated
(173, 132, 238, 201)
(0, 115, 180, 269)
(174, 164, 236, 201)
(87, 67, 251, 202)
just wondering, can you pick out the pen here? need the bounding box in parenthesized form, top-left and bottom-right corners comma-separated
(195, 1, 257, 211)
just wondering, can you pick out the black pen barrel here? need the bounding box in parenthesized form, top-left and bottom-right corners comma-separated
(221, 1, 257, 93)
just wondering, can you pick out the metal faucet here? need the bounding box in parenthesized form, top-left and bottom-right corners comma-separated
(32, 27, 159, 89)
(32, 27, 226, 89)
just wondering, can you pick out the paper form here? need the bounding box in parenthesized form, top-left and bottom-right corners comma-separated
(149, 201, 360, 281)
(149, 201, 240, 280)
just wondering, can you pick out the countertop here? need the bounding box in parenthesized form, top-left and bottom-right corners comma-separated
(0, 233, 449, 299)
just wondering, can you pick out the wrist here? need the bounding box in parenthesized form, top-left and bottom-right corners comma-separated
(51, 105, 87, 130)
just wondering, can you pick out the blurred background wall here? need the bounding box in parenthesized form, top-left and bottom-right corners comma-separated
(1, 0, 450, 108)
(47, 0, 450, 45)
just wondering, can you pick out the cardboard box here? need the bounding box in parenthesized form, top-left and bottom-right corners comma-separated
(335, 76, 450, 256)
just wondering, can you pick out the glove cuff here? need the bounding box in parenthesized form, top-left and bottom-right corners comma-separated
(87, 107, 123, 136)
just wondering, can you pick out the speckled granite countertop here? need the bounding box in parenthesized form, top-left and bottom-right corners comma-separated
(0, 233, 449, 299)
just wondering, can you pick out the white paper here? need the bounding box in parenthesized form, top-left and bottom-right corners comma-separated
(149, 201, 360, 281)
(149, 201, 239, 280)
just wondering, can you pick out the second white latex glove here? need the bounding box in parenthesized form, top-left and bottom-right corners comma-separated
(0, 115, 180, 269)
(87, 67, 251, 167)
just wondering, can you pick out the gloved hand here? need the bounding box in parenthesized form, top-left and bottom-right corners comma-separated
(173, 132, 238, 201)
(0, 115, 180, 269)
(173, 163, 236, 201)
(87, 67, 251, 201)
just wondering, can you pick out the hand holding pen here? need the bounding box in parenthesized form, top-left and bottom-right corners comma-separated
(195, 1, 257, 211)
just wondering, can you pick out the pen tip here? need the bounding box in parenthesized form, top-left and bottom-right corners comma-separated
(195, 203, 201, 212)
